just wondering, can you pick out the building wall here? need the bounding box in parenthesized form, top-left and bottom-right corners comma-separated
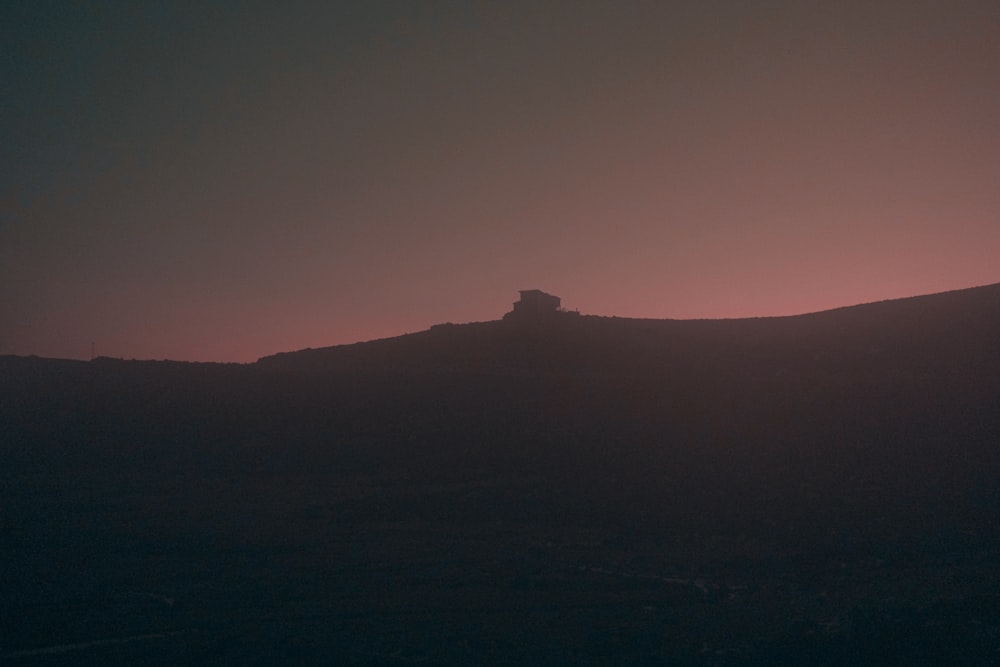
(512, 290, 561, 314)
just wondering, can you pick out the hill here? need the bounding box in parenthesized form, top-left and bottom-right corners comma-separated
(257, 282, 1000, 378)
(2, 283, 1000, 664)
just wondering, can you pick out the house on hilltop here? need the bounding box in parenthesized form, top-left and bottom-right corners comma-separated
(503, 289, 563, 320)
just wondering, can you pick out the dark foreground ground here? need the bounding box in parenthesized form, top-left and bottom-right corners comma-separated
(4, 464, 1000, 666)
(3, 289, 1000, 665)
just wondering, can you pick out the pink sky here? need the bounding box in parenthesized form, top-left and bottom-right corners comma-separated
(2, 2, 997, 361)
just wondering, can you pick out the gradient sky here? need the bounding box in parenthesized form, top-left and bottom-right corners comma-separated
(2, 1, 998, 362)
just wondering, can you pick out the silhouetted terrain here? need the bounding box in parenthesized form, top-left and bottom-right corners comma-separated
(3, 284, 1000, 664)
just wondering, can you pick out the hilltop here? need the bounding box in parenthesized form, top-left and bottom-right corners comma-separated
(257, 282, 1000, 378)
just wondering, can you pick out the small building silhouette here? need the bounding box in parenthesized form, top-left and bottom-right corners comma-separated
(504, 289, 561, 320)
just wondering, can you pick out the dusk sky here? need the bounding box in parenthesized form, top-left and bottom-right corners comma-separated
(3, 1, 998, 362)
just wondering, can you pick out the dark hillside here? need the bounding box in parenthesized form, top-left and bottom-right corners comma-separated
(3, 283, 1000, 664)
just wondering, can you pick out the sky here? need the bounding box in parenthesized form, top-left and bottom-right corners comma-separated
(2, 1, 998, 362)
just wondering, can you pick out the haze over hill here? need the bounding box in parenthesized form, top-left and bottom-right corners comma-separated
(4, 2, 998, 364)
